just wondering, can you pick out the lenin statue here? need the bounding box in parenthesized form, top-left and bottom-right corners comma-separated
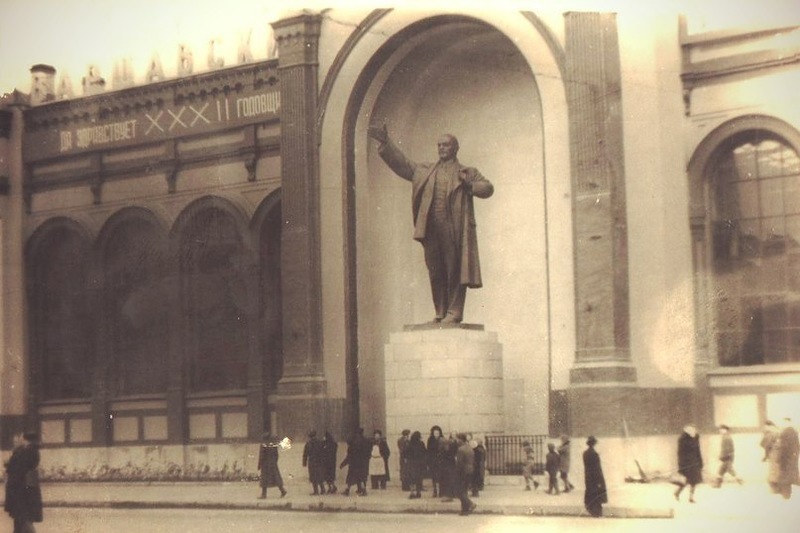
(368, 123, 494, 324)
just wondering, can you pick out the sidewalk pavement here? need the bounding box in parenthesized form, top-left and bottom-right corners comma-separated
(2, 478, 798, 520)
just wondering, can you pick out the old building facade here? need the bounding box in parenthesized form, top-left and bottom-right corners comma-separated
(1, 7, 798, 481)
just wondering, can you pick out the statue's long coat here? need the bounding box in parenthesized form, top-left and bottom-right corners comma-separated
(377, 139, 493, 288)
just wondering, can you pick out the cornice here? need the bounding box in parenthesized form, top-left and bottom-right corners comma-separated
(24, 60, 279, 131)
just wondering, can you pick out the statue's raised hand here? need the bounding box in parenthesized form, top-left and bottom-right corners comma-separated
(368, 122, 388, 144)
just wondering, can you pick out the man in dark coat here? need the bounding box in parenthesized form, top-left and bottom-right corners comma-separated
(397, 429, 411, 491)
(368, 123, 494, 324)
(340, 427, 371, 496)
(471, 437, 486, 497)
(768, 417, 800, 499)
(322, 431, 338, 494)
(406, 431, 427, 499)
(302, 430, 325, 495)
(713, 424, 742, 487)
(674, 424, 703, 503)
(257, 432, 287, 499)
(583, 436, 607, 517)
(427, 426, 444, 497)
(455, 433, 477, 516)
(4, 432, 43, 533)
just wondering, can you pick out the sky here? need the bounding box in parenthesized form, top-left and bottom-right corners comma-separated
(1, 0, 799, 96)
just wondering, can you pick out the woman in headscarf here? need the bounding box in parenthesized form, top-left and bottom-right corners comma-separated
(257, 432, 287, 499)
(405, 431, 427, 499)
(674, 424, 703, 503)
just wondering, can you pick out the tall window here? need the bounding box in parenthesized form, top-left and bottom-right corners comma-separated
(28, 226, 93, 400)
(104, 219, 169, 395)
(180, 208, 250, 391)
(712, 136, 800, 366)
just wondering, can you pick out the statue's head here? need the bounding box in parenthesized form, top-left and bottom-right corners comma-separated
(437, 134, 459, 162)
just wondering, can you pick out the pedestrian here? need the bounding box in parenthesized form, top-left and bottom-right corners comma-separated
(302, 430, 325, 495)
(583, 436, 607, 517)
(455, 433, 477, 516)
(471, 436, 486, 497)
(673, 424, 703, 503)
(546, 443, 561, 495)
(713, 424, 742, 487)
(257, 432, 287, 499)
(439, 434, 458, 501)
(406, 431, 427, 499)
(4, 432, 43, 533)
(322, 431, 339, 494)
(369, 429, 391, 490)
(397, 429, 411, 491)
(427, 425, 444, 497)
(760, 420, 779, 462)
(521, 440, 540, 491)
(767, 417, 800, 499)
(558, 434, 575, 493)
(340, 427, 370, 496)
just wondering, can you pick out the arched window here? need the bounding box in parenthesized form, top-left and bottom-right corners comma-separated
(179, 207, 250, 391)
(27, 225, 93, 400)
(103, 217, 169, 395)
(711, 135, 800, 366)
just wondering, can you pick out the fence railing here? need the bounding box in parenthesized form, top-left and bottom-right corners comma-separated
(485, 434, 546, 475)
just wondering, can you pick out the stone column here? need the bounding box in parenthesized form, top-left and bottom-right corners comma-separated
(0, 97, 31, 447)
(565, 13, 636, 435)
(270, 14, 327, 439)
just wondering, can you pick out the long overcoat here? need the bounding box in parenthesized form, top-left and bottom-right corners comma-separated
(258, 443, 284, 488)
(378, 139, 493, 288)
(322, 432, 338, 483)
(3, 443, 43, 523)
(340, 435, 371, 485)
(583, 446, 607, 515)
(405, 438, 427, 486)
(768, 426, 800, 486)
(677, 432, 704, 486)
(302, 437, 325, 484)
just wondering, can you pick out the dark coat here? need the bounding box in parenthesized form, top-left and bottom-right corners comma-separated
(3, 443, 43, 523)
(583, 446, 607, 514)
(378, 139, 493, 288)
(455, 441, 475, 482)
(546, 451, 561, 476)
(257, 442, 284, 488)
(557, 440, 571, 473)
(677, 432, 703, 486)
(302, 437, 325, 484)
(427, 431, 443, 482)
(370, 437, 391, 480)
(472, 444, 486, 489)
(769, 426, 800, 486)
(322, 433, 338, 483)
(405, 438, 427, 485)
(340, 434, 371, 485)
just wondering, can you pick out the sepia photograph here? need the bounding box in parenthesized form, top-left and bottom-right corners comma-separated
(1, 0, 799, 531)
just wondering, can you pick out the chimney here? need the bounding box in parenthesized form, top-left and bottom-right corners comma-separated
(30, 64, 57, 105)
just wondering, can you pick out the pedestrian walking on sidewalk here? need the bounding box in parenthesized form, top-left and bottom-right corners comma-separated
(471, 436, 486, 497)
(369, 429, 391, 490)
(522, 440, 540, 491)
(340, 427, 371, 496)
(455, 433, 477, 516)
(713, 425, 742, 488)
(398, 429, 411, 491)
(768, 417, 800, 499)
(322, 431, 339, 494)
(257, 432, 287, 499)
(4, 432, 43, 533)
(302, 430, 325, 495)
(558, 435, 575, 493)
(674, 424, 703, 503)
(546, 443, 560, 495)
(583, 436, 607, 517)
(406, 431, 427, 499)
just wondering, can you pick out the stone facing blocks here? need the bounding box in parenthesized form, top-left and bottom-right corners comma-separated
(384, 327, 504, 437)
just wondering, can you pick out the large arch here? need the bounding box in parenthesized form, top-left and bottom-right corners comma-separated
(318, 11, 574, 434)
(687, 114, 800, 369)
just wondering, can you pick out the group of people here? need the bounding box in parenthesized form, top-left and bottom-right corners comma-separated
(672, 418, 800, 503)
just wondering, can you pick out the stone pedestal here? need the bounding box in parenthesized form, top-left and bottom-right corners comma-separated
(384, 324, 504, 437)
